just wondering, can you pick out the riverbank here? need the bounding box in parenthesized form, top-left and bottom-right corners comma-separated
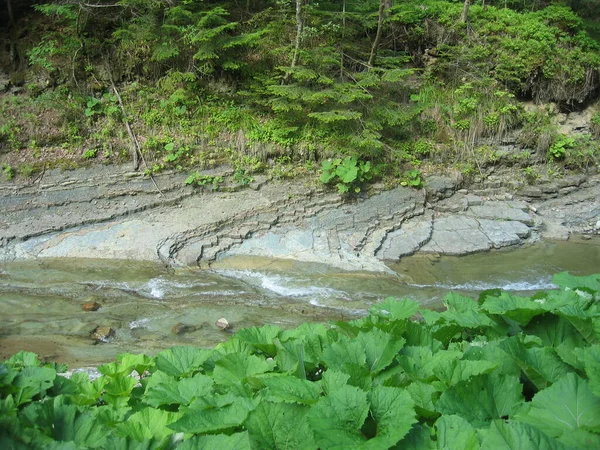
(1, 164, 599, 271)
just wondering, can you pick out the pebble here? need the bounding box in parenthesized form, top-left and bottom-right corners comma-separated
(215, 318, 230, 331)
(82, 301, 102, 311)
(171, 322, 197, 335)
(90, 326, 115, 343)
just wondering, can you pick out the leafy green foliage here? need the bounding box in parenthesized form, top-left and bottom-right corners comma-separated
(6, 0, 599, 183)
(2, 272, 600, 448)
(548, 135, 576, 161)
(320, 156, 374, 194)
(2, 164, 15, 180)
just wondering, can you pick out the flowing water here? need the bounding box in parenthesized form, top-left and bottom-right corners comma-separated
(1, 239, 598, 368)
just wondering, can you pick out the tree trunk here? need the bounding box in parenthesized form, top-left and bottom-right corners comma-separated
(5, 0, 14, 25)
(340, 0, 346, 79)
(290, 0, 304, 70)
(460, 0, 471, 23)
(6, 0, 19, 69)
(368, 0, 386, 68)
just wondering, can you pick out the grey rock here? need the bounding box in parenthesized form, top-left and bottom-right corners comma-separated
(420, 216, 493, 255)
(467, 203, 534, 226)
(520, 187, 543, 198)
(377, 213, 433, 260)
(478, 219, 530, 248)
(466, 194, 483, 207)
(425, 176, 461, 200)
(541, 223, 570, 241)
(540, 184, 559, 194)
(433, 196, 468, 213)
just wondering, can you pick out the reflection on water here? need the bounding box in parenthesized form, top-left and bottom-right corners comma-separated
(0, 238, 598, 368)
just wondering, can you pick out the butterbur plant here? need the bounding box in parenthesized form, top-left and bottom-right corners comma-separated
(320, 156, 373, 194)
(1, 272, 600, 449)
(548, 135, 576, 160)
(401, 169, 422, 188)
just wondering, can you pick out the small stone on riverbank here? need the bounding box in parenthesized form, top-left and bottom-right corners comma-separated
(82, 301, 102, 311)
(91, 326, 115, 343)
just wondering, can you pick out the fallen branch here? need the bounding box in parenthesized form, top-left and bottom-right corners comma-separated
(108, 76, 164, 197)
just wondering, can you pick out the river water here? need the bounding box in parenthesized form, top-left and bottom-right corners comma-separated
(1, 239, 598, 368)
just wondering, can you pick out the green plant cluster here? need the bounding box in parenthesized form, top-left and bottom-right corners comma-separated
(2, 272, 600, 449)
(2, 0, 600, 186)
(184, 172, 224, 190)
(320, 156, 374, 194)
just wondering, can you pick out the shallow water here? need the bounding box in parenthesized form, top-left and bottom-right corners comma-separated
(1, 238, 598, 368)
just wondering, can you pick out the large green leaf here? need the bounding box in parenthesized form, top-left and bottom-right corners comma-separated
(22, 396, 108, 448)
(103, 435, 172, 450)
(277, 322, 328, 369)
(432, 358, 497, 387)
(357, 328, 405, 375)
(436, 373, 524, 426)
(575, 344, 600, 396)
(365, 386, 417, 448)
(257, 373, 321, 405)
(246, 401, 316, 449)
(169, 399, 254, 434)
(212, 352, 275, 388)
(154, 347, 212, 378)
(143, 371, 213, 408)
(273, 340, 308, 378)
(308, 384, 369, 449)
(481, 292, 544, 325)
(556, 304, 600, 345)
(514, 373, 600, 439)
(480, 420, 567, 450)
(12, 366, 56, 406)
(441, 292, 496, 328)
(177, 432, 252, 450)
(406, 381, 440, 419)
(397, 347, 463, 382)
(498, 336, 571, 390)
(524, 314, 586, 349)
(370, 298, 420, 322)
(116, 408, 180, 441)
(462, 340, 522, 377)
(103, 375, 137, 398)
(552, 272, 600, 293)
(394, 424, 435, 450)
(98, 353, 155, 379)
(322, 337, 370, 388)
(435, 415, 479, 450)
(320, 370, 350, 394)
(116, 353, 155, 376)
(233, 324, 282, 356)
(5, 351, 41, 369)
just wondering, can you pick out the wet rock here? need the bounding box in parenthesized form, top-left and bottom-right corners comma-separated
(541, 223, 570, 241)
(90, 326, 115, 343)
(82, 301, 102, 311)
(216, 318, 230, 331)
(171, 322, 198, 335)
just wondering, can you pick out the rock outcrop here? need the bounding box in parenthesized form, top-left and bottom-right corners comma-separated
(1, 164, 598, 272)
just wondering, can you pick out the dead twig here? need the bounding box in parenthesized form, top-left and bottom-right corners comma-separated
(108, 73, 164, 197)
